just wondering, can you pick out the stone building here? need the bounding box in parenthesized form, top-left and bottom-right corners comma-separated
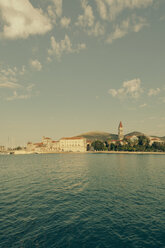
(59, 137, 87, 152)
(26, 142, 35, 151)
(51, 141, 61, 152)
(149, 137, 163, 146)
(27, 137, 87, 153)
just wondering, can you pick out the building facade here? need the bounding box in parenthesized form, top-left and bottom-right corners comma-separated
(149, 137, 164, 146)
(27, 137, 87, 153)
(59, 137, 87, 152)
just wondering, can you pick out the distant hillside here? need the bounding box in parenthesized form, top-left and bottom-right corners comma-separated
(74, 131, 118, 142)
(125, 132, 165, 141)
(74, 131, 165, 142)
(125, 131, 145, 137)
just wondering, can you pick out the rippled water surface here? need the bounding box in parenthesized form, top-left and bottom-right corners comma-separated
(0, 154, 165, 248)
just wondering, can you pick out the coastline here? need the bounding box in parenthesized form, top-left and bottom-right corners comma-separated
(2, 150, 165, 155)
(90, 151, 165, 155)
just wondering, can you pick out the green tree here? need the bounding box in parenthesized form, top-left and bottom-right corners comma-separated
(109, 143, 115, 151)
(91, 140, 105, 151)
(138, 135, 150, 147)
(15, 146, 22, 150)
(152, 142, 165, 152)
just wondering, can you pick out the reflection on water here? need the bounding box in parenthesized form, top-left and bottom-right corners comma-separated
(0, 154, 165, 248)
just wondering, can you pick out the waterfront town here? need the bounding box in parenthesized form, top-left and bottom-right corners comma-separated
(26, 121, 124, 153)
(0, 122, 165, 154)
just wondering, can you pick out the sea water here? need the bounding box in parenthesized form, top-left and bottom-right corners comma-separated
(0, 154, 165, 248)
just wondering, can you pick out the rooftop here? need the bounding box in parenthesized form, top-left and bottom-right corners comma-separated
(60, 137, 86, 140)
(119, 121, 123, 128)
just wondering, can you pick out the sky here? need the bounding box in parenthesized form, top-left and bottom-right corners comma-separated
(0, 0, 165, 147)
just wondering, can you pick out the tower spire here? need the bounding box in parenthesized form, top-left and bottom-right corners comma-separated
(118, 121, 124, 140)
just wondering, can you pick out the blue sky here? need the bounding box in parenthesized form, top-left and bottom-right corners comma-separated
(0, 0, 165, 146)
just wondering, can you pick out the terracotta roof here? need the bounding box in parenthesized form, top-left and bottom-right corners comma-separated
(34, 142, 43, 147)
(60, 137, 85, 140)
(119, 121, 123, 128)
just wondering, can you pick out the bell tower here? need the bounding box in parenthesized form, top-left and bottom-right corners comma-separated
(118, 121, 124, 140)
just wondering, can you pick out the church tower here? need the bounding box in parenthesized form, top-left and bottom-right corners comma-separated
(118, 121, 124, 140)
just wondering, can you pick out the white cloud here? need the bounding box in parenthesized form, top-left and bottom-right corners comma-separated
(48, 35, 86, 59)
(0, 67, 16, 76)
(5, 83, 36, 101)
(52, 0, 63, 17)
(106, 16, 148, 43)
(88, 22, 105, 36)
(47, 0, 63, 24)
(97, 0, 153, 21)
(6, 91, 31, 101)
(0, 0, 52, 39)
(48, 35, 72, 58)
(0, 65, 26, 89)
(108, 78, 143, 99)
(107, 19, 130, 43)
(133, 16, 148, 32)
(96, 0, 107, 20)
(75, 1, 105, 37)
(75, 0, 94, 28)
(0, 64, 37, 101)
(108, 89, 118, 97)
(47, 5, 56, 24)
(60, 17, 71, 28)
(148, 88, 160, 96)
(30, 59, 42, 71)
(0, 82, 20, 89)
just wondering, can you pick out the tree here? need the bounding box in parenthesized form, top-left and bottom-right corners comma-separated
(138, 135, 150, 147)
(15, 146, 22, 150)
(109, 143, 115, 151)
(91, 140, 105, 151)
(152, 142, 165, 152)
(104, 141, 109, 148)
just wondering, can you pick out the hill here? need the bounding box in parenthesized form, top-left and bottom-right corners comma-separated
(74, 131, 165, 142)
(124, 133, 165, 142)
(159, 136, 165, 141)
(74, 131, 118, 142)
(125, 131, 145, 137)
